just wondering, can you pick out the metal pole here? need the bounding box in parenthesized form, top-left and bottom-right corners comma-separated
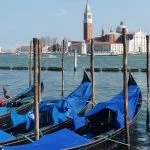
(29, 40, 32, 86)
(33, 38, 39, 140)
(74, 49, 77, 72)
(38, 39, 41, 103)
(61, 39, 64, 97)
(146, 35, 150, 132)
(90, 39, 95, 107)
(122, 28, 130, 150)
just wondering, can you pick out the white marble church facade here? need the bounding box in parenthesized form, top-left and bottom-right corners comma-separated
(128, 29, 146, 54)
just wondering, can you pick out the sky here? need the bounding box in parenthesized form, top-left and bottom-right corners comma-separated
(0, 0, 150, 50)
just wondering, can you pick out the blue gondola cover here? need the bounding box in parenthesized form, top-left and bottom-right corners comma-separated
(3, 129, 90, 150)
(85, 85, 141, 128)
(10, 72, 91, 130)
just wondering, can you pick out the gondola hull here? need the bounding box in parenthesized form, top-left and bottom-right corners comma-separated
(0, 100, 33, 130)
(0, 70, 92, 146)
(67, 94, 142, 150)
(0, 83, 44, 130)
(1, 72, 142, 150)
(1, 102, 92, 146)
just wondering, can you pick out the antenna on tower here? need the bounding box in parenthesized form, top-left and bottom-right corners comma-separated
(101, 28, 104, 36)
(85, 0, 90, 12)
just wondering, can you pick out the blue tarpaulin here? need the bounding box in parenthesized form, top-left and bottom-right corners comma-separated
(2, 72, 142, 150)
(25, 81, 91, 130)
(10, 72, 91, 131)
(85, 85, 141, 128)
(3, 128, 90, 150)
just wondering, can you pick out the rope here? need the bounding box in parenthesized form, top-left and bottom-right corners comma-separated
(95, 135, 130, 147)
(87, 100, 97, 107)
(17, 134, 34, 143)
(39, 129, 43, 137)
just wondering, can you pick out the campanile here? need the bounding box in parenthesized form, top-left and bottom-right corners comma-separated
(83, 0, 93, 41)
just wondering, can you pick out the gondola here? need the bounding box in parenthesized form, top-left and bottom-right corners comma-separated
(1, 72, 142, 150)
(0, 83, 44, 130)
(0, 70, 92, 146)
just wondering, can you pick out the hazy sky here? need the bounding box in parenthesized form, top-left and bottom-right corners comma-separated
(0, 0, 149, 49)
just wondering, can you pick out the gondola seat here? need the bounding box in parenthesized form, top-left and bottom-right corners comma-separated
(87, 109, 116, 135)
(10, 109, 27, 128)
(51, 105, 68, 124)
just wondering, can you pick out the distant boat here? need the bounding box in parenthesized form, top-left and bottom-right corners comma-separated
(15, 52, 29, 56)
(42, 53, 57, 58)
(87, 52, 121, 56)
(15, 52, 21, 55)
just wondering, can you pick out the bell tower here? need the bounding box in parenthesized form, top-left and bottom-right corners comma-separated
(83, 0, 93, 41)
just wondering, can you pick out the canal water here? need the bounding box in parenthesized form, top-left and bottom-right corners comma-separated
(0, 54, 149, 149)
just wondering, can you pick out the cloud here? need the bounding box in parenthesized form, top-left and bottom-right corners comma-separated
(54, 9, 67, 17)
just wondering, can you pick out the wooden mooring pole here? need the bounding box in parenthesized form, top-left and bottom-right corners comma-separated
(146, 35, 150, 132)
(38, 39, 41, 103)
(29, 40, 32, 86)
(74, 49, 77, 72)
(122, 28, 130, 150)
(90, 39, 95, 107)
(61, 39, 65, 97)
(33, 38, 40, 140)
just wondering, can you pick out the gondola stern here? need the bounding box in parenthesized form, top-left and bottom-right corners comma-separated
(82, 69, 91, 83)
(128, 70, 137, 86)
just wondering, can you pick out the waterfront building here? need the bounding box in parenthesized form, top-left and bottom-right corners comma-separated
(63, 38, 69, 53)
(42, 46, 49, 53)
(15, 45, 30, 54)
(128, 28, 146, 54)
(68, 40, 87, 55)
(116, 21, 128, 34)
(96, 22, 146, 54)
(68, 41, 82, 54)
(68, 1, 146, 55)
(86, 42, 123, 55)
(81, 40, 87, 54)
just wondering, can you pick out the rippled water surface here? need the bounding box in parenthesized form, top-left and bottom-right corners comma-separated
(0, 54, 149, 149)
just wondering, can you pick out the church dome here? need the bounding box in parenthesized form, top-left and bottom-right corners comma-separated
(116, 21, 128, 33)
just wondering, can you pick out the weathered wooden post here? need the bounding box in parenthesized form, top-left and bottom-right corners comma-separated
(61, 39, 65, 97)
(29, 40, 32, 86)
(90, 39, 95, 107)
(122, 28, 130, 149)
(74, 49, 77, 72)
(33, 38, 39, 140)
(38, 39, 41, 103)
(146, 35, 150, 132)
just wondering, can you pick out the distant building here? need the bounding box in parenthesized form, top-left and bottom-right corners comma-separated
(68, 40, 87, 55)
(16, 45, 30, 54)
(94, 23, 146, 54)
(128, 29, 146, 54)
(116, 21, 128, 34)
(95, 27, 122, 43)
(42, 46, 49, 53)
(86, 42, 123, 55)
(68, 1, 146, 55)
(83, 0, 93, 41)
